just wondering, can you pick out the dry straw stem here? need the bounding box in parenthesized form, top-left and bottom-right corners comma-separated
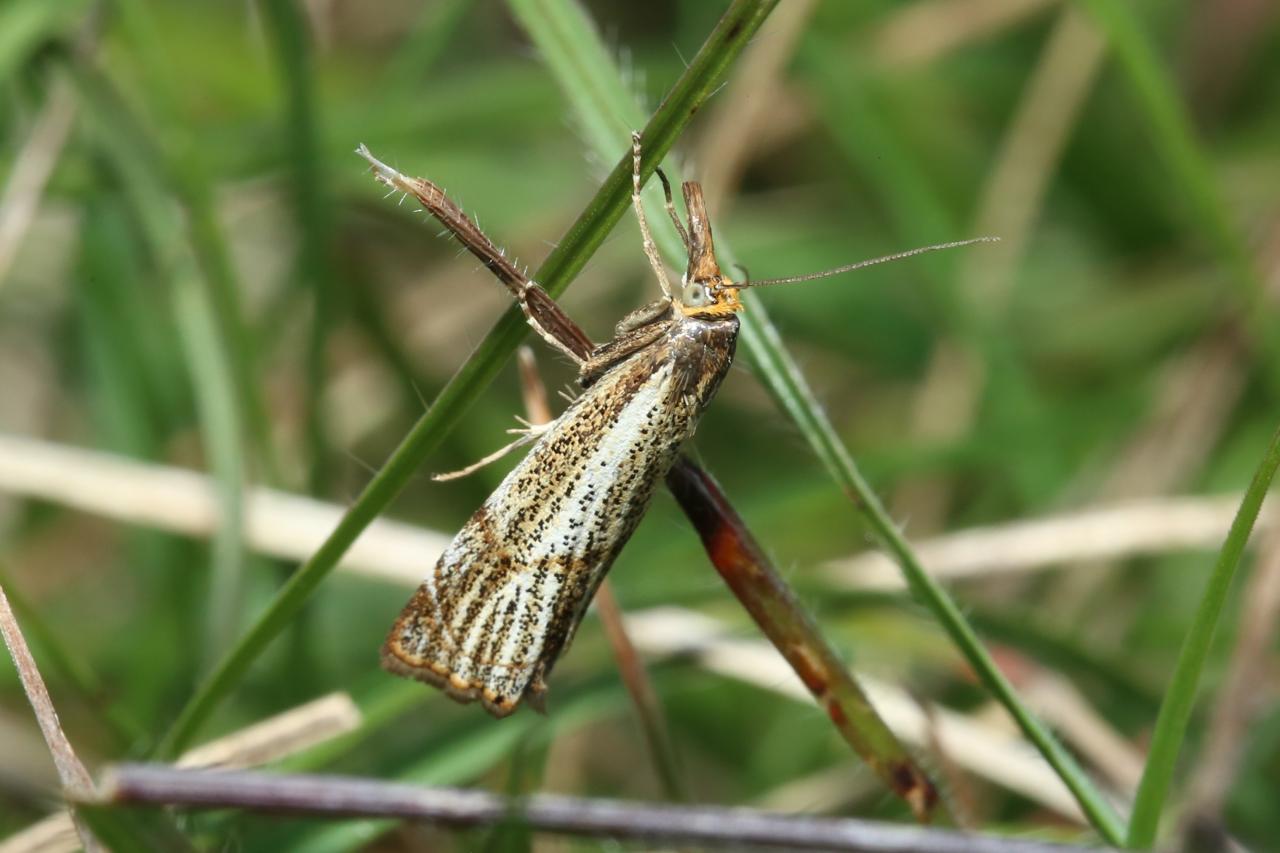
(3, 430, 1268, 595)
(694, 0, 819, 218)
(0, 432, 1152, 819)
(5, 425, 1268, 592)
(591, 582, 686, 801)
(0, 585, 100, 852)
(0, 76, 77, 289)
(173, 692, 361, 771)
(0, 434, 1136, 815)
(1016, 674, 1143, 795)
(624, 606, 1111, 822)
(824, 492, 1276, 590)
(90, 763, 1098, 853)
(870, 0, 1058, 68)
(890, 4, 1107, 530)
(0, 432, 447, 587)
(2, 692, 361, 853)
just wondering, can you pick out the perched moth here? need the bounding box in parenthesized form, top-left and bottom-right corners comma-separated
(358, 136, 990, 717)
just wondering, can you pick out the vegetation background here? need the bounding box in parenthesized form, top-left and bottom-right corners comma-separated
(1, 0, 1278, 849)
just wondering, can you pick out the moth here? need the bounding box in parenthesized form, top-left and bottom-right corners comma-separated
(358, 136, 989, 717)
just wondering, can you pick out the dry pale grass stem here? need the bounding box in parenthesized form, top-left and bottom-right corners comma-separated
(622, 606, 1102, 821)
(890, 5, 1108, 532)
(0, 433, 449, 587)
(825, 493, 1278, 588)
(0, 80, 78, 289)
(694, 0, 818, 218)
(90, 762, 1100, 853)
(0, 585, 100, 851)
(2, 692, 362, 853)
(870, 0, 1058, 69)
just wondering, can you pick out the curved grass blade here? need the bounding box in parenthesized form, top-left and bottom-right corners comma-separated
(110, 0, 280, 486)
(739, 310, 1125, 844)
(69, 65, 250, 665)
(154, 0, 787, 760)
(1076, 0, 1280, 391)
(1127, 424, 1280, 848)
(259, 0, 337, 495)
(0, 562, 144, 750)
(0, 0, 86, 84)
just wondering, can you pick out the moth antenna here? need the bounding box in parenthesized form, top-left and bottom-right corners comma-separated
(735, 237, 1000, 288)
(732, 263, 749, 284)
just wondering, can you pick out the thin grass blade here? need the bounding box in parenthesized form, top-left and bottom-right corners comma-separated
(1076, 0, 1280, 390)
(1126, 424, 1280, 847)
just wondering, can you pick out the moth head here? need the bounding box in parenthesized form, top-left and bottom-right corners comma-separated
(677, 272, 740, 316)
(675, 181, 742, 317)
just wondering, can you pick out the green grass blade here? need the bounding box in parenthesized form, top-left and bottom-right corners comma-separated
(0, 0, 86, 85)
(153, 0, 785, 760)
(510, 0, 1120, 839)
(270, 687, 620, 852)
(259, 0, 337, 495)
(1126, 424, 1280, 847)
(171, 264, 247, 661)
(75, 803, 195, 852)
(69, 65, 250, 665)
(521, 0, 783, 292)
(384, 0, 473, 85)
(112, 0, 280, 486)
(739, 309, 1126, 843)
(0, 562, 144, 749)
(1076, 0, 1280, 387)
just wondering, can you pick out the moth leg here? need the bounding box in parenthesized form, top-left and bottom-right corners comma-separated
(630, 131, 675, 299)
(431, 420, 553, 482)
(655, 167, 691, 252)
(557, 384, 580, 407)
(356, 144, 594, 364)
(518, 283, 594, 364)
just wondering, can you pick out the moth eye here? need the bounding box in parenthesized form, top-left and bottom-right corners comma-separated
(681, 281, 712, 307)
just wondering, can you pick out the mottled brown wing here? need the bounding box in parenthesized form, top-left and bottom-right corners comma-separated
(383, 313, 737, 717)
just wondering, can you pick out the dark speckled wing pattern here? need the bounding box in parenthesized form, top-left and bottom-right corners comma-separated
(383, 309, 738, 716)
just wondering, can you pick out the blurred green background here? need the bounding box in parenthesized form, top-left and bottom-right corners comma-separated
(1, 0, 1279, 848)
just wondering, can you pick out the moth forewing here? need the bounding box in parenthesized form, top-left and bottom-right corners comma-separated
(382, 303, 739, 716)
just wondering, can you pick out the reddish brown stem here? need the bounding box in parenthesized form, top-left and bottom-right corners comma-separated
(665, 460, 944, 824)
